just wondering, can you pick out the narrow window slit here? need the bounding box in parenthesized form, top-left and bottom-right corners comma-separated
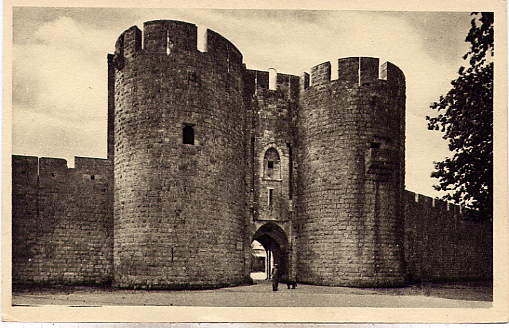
(226, 44, 230, 73)
(166, 30, 171, 55)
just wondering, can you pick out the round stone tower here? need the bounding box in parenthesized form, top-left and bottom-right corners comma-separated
(111, 20, 247, 288)
(295, 57, 406, 287)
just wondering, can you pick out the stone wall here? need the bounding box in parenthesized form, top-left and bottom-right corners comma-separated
(11, 20, 492, 289)
(404, 190, 492, 282)
(112, 20, 248, 288)
(246, 69, 299, 222)
(12, 155, 113, 285)
(245, 69, 299, 281)
(295, 57, 406, 287)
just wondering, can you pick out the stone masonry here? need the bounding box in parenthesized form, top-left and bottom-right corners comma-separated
(12, 156, 113, 285)
(295, 58, 406, 287)
(112, 21, 247, 289)
(12, 20, 492, 288)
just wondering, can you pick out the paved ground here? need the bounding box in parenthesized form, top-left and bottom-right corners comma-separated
(12, 280, 491, 308)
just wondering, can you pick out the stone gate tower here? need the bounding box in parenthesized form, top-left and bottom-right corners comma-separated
(10, 18, 493, 291)
(109, 20, 407, 289)
(295, 58, 406, 286)
(110, 20, 248, 288)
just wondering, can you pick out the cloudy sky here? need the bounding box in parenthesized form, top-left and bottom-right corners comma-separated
(12, 7, 473, 197)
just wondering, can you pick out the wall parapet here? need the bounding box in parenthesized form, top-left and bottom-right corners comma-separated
(12, 154, 114, 286)
(302, 57, 406, 90)
(403, 189, 492, 282)
(12, 155, 110, 180)
(403, 190, 480, 219)
(113, 20, 243, 69)
(245, 69, 299, 100)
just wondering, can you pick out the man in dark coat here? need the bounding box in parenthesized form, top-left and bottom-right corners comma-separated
(271, 264, 279, 291)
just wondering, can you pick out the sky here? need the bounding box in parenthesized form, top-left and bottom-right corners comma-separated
(11, 8, 474, 198)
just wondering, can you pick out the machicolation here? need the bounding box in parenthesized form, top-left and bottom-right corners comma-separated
(12, 20, 492, 289)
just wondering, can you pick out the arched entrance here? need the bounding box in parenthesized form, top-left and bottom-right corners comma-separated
(251, 222, 289, 281)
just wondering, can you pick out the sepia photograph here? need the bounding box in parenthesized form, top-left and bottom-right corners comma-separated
(3, 1, 507, 323)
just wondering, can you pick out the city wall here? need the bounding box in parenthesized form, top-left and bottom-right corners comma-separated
(12, 155, 113, 285)
(11, 19, 492, 288)
(403, 190, 492, 282)
(12, 161, 492, 286)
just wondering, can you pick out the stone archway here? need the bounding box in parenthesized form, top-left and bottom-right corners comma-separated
(252, 222, 289, 281)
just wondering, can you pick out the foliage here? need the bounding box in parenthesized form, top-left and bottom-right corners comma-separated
(426, 12, 493, 221)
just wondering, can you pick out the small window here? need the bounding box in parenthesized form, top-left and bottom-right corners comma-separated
(263, 147, 280, 179)
(268, 188, 273, 208)
(183, 125, 195, 145)
(91, 175, 95, 180)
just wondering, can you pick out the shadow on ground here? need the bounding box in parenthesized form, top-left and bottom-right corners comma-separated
(360, 281, 492, 302)
(11, 280, 492, 307)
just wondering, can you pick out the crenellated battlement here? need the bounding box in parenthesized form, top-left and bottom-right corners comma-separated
(12, 155, 111, 183)
(302, 57, 405, 90)
(245, 69, 299, 100)
(310, 61, 331, 86)
(113, 20, 243, 68)
(403, 190, 471, 217)
(206, 29, 243, 67)
(115, 26, 142, 59)
(12, 155, 39, 186)
(143, 20, 196, 53)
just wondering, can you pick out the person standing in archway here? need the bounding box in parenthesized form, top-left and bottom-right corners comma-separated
(271, 264, 279, 291)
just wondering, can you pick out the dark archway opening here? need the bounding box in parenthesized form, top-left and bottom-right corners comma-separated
(251, 223, 289, 282)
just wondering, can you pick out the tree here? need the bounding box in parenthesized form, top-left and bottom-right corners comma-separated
(426, 12, 493, 221)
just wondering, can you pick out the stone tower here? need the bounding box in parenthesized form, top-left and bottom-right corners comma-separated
(244, 69, 300, 282)
(110, 20, 249, 288)
(295, 57, 406, 286)
(109, 19, 407, 288)
(10, 19, 493, 292)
